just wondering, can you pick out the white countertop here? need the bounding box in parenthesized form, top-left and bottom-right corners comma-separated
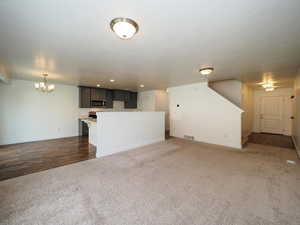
(79, 117, 97, 123)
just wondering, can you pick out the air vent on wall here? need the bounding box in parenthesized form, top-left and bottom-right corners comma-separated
(184, 135, 194, 141)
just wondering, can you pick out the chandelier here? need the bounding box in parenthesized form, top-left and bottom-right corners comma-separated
(34, 74, 55, 93)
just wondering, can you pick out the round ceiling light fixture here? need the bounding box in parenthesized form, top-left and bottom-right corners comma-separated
(199, 67, 214, 75)
(110, 18, 139, 40)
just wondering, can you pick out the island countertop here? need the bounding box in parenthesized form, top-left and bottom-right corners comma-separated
(79, 117, 97, 123)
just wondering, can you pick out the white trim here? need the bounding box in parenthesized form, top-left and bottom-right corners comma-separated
(253, 88, 293, 135)
(292, 136, 300, 159)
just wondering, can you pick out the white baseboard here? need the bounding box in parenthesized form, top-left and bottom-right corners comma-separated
(291, 136, 300, 159)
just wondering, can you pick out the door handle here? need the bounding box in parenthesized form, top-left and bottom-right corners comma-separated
(290, 116, 295, 120)
(260, 114, 264, 119)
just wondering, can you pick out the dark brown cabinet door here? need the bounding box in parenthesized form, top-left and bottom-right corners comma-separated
(91, 88, 106, 101)
(81, 121, 89, 136)
(79, 87, 91, 108)
(105, 90, 113, 108)
(113, 90, 131, 101)
(124, 92, 137, 108)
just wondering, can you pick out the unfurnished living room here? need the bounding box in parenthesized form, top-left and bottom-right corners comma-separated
(0, 1, 300, 225)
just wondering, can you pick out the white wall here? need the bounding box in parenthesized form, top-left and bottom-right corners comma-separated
(0, 79, 79, 145)
(210, 80, 254, 140)
(293, 74, 300, 153)
(155, 90, 169, 130)
(209, 80, 242, 107)
(168, 82, 242, 149)
(138, 90, 169, 130)
(0, 65, 10, 83)
(241, 84, 254, 138)
(253, 88, 293, 135)
(96, 112, 165, 157)
(138, 90, 156, 111)
(0, 79, 140, 145)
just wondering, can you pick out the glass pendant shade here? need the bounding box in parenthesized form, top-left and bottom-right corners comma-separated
(110, 18, 138, 40)
(34, 74, 55, 93)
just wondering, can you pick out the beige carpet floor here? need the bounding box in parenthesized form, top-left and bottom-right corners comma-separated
(0, 138, 300, 225)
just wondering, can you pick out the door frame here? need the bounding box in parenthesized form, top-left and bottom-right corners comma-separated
(259, 95, 284, 134)
(253, 88, 293, 136)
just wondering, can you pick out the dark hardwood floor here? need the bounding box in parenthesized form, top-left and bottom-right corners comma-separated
(0, 136, 96, 181)
(248, 132, 295, 149)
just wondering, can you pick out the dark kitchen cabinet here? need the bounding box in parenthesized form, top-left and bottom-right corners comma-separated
(124, 91, 130, 102)
(125, 92, 138, 108)
(91, 88, 106, 101)
(113, 90, 130, 101)
(79, 87, 91, 108)
(105, 90, 113, 108)
(81, 121, 89, 136)
(79, 86, 137, 109)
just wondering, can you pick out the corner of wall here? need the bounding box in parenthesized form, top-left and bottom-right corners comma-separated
(292, 73, 300, 157)
(0, 65, 10, 84)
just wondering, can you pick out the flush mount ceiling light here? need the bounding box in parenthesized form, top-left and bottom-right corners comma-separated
(140, 84, 144, 88)
(110, 79, 115, 82)
(199, 67, 214, 75)
(96, 84, 101, 87)
(110, 18, 139, 40)
(34, 74, 55, 93)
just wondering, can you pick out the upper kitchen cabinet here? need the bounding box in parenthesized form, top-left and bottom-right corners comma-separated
(91, 88, 106, 101)
(113, 90, 130, 102)
(79, 86, 137, 109)
(79, 86, 91, 108)
(124, 92, 138, 109)
(105, 90, 113, 108)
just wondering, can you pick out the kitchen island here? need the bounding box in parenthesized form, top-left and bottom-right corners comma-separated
(83, 112, 165, 158)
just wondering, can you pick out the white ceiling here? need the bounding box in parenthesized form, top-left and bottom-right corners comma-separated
(0, 0, 300, 91)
